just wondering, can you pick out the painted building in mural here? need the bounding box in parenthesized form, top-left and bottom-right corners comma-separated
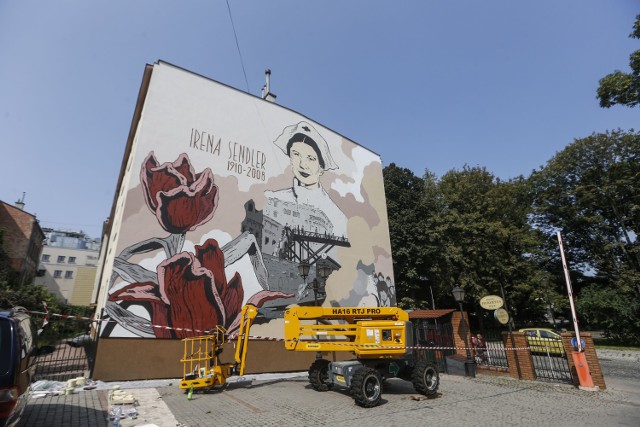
(93, 61, 395, 350)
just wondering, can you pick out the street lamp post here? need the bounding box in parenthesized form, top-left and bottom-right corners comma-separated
(298, 260, 310, 280)
(298, 260, 310, 297)
(317, 264, 332, 305)
(452, 285, 476, 378)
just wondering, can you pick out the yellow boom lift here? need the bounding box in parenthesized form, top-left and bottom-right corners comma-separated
(179, 304, 257, 391)
(284, 306, 440, 407)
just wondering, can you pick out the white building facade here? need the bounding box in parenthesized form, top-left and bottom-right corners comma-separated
(35, 229, 100, 305)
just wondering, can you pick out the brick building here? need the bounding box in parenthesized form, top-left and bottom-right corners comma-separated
(0, 200, 45, 286)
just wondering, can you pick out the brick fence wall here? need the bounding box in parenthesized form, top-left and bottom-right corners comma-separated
(502, 331, 536, 381)
(451, 310, 472, 358)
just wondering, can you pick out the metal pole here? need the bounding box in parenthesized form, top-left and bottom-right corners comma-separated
(557, 232, 582, 352)
(430, 285, 436, 310)
(458, 302, 475, 378)
(500, 283, 522, 379)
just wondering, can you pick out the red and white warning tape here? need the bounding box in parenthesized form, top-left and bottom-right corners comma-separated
(28, 306, 530, 351)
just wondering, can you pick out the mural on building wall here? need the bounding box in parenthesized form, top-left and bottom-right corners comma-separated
(99, 62, 395, 339)
(104, 152, 290, 338)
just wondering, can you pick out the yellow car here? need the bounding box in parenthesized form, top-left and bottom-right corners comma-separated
(518, 328, 565, 356)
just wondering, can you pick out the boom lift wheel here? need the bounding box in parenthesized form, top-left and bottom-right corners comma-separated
(308, 359, 333, 392)
(349, 367, 382, 407)
(411, 361, 439, 396)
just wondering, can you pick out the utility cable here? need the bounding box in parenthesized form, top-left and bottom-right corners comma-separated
(226, 0, 251, 94)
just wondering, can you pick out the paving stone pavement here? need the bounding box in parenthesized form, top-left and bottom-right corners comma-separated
(158, 373, 640, 427)
(16, 370, 640, 427)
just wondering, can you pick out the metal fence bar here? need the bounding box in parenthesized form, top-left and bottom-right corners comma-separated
(414, 320, 455, 373)
(472, 329, 508, 369)
(31, 314, 94, 382)
(529, 340, 573, 383)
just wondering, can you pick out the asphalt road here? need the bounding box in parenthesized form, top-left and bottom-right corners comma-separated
(598, 351, 640, 398)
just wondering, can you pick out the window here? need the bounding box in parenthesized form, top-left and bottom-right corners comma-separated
(64, 271, 73, 279)
(41, 254, 50, 262)
(57, 256, 66, 263)
(68, 257, 76, 264)
(54, 270, 62, 278)
(539, 330, 557, 339)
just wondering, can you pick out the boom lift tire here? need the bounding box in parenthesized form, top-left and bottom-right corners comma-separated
(350, 367, 383, 408)
(308, 359, 333, 392)
(411, 361, 439, 396)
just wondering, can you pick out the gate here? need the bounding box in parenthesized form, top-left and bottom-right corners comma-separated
(472, 329, 508, 369)
(523, 332, 573, 383)
(414, 319, 455, 373)
(32, 314, 95, 382)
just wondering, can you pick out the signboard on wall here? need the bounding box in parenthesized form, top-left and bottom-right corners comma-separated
(479, 295, 504, 310)
(95, 62, 396, 340)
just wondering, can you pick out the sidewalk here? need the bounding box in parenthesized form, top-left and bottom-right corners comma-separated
(17, 370, 640, 427)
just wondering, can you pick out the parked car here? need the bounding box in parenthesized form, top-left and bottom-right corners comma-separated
(0, 307, 38, 427)
(518, 328, 565, 356)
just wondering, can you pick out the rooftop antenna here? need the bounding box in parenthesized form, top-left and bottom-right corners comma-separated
(15, 192, 26, 210)
(261, 69, 277, 103)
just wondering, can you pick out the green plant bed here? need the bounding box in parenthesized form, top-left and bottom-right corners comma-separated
(595, 344, 640, 351)
(594, 337, 640, 351)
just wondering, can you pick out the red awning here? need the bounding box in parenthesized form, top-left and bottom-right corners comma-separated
(408, 309, 456, 319)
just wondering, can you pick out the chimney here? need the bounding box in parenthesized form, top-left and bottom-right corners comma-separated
(14, 192, 26, 210)
(261, 69, 277, 103)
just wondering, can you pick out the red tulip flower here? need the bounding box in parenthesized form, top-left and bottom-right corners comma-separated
(109, 239, 291, 339)
(141, 152, 218, 234)
(109, 239, 241, 338)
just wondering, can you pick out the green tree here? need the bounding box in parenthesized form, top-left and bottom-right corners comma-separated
(530, 130, 640, 343)
(383, 163, 429, 308)
(435, 166, 546, 322)
(385, 164, 549, 322)
(597, 15, 640, 108)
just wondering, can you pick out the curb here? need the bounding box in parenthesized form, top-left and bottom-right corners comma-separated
(596, 349, 640, 362)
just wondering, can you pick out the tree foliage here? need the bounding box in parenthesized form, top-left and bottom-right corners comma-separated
(597, 15, 640, 108)
(384, 164, 551, 323)
(529, 129, 640, 343)
(0, 228, 62, 313)
(383, 163, 430, 307)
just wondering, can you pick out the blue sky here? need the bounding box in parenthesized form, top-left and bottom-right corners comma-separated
(0, 1, 637, 239)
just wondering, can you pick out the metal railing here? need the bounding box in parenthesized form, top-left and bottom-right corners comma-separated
(31, 314, 95, 382)
(471, 329, 508, 369)
(414, 321, 455, 373)
(527, 339, 572, 383)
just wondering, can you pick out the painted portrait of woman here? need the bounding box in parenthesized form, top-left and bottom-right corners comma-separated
(263, 121, 347, 241)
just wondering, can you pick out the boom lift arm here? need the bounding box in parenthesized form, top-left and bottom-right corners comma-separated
(179, 304, 258, 391)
